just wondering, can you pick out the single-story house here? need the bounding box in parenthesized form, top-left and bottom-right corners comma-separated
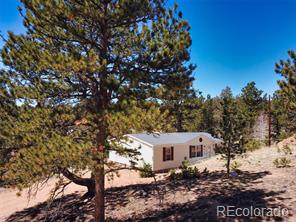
(109, 132, 223, 171)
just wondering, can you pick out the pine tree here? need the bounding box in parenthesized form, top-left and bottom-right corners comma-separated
(0, 74, 19, 185)
(239, 81, 266, 139)
(241, 81, 265, 113)
(0, 1, 195, 221)
(216, 87, 244, 177)
(199, 95, 218, 136)
(275, 50, 296, 133)
(160, 87, 202, 132)
(271, 91, 290, 139)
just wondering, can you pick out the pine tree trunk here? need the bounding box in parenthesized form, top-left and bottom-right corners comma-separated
(94, 5, 108, 219)
(94, 166, 105, 222)
(226, 149, 231, 178)
(226, 158, 230, 178)
(176, 110, 183, 132)
(93, 121, 107, 222)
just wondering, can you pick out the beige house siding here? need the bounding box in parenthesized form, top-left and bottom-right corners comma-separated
(152, 134, 219, 171)
(109, 139, 153, 167)
(109, 133, 222, 171)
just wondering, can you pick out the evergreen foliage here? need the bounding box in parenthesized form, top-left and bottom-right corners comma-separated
(160, 87, 202, 132)
(215, 87, 244, 177)
(199, 95, 219, 136)
(238, 81, 266, 139)
(0, 1, 195, 221)
(1, 1, 295, 219)
(139, 162, 154, 178)
(271, 91, 291, 139)
(274, 50, 296, 134)
(241, 81, 265, 114)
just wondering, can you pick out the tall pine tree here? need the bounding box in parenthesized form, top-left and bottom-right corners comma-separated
(160, 87, 202, 132)
(199, 95, 218, 136)
(271, 91, 291, 139)
(0, 1, 195, 221)
(239, 81, 266, 139)
(275, 50, 296, 133)
(216, 87, 244, 177)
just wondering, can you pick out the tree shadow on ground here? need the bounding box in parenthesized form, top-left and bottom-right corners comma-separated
(5, 170, 293, 222)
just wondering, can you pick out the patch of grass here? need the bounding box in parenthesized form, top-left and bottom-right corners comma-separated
(273, 157, 292, 168)
(279, 131, 290, 141)
(278, 145, 293, 155)
(245, 139, 263, 152)
(230, 161, 242, 172)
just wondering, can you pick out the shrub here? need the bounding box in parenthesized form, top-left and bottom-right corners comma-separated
(230, 161, 242, 172)
(279, 131, 290, 141)
(273, 157, 292, 168)
(180, 160, 190, 170)
(168, 161, 201, 180)
(168, 169, 179, 180)
(139, 162, 154, 178)
(277, 144, 293, 155)
(179, 160, 193, 179)
(245, 139, 262, 152)
(281, 145, 293, 155)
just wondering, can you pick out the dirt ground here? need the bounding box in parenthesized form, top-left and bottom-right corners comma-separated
(0, 170, 154, 221)
(1, 144, 296, 221)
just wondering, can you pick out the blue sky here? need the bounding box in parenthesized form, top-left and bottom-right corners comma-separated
(1, 0, 296, 96)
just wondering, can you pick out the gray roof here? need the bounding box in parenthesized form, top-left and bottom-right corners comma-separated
(128, 132, 220, 146)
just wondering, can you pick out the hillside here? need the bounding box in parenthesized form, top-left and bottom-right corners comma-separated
(1, 142, 296, 221)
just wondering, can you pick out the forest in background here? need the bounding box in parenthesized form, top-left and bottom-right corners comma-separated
(158, 79, 295, 144)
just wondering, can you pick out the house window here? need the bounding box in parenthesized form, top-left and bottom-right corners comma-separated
(189, 145, 203, 158)
(163, 147, 174, 161)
